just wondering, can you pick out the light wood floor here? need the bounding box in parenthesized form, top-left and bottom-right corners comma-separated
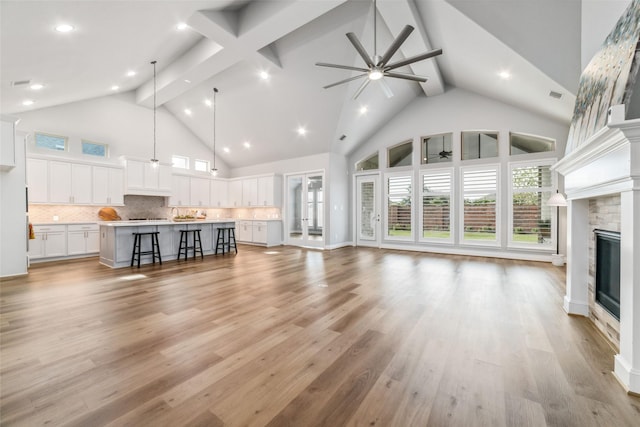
(1, 245, 639, 426)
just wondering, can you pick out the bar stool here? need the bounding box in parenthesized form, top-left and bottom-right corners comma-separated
(215, 227, 237, 254)
(131, 231, 162, 268)
(177, 229, 204, 260)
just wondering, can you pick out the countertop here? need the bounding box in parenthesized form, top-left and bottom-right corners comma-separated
(99, 219, 237, 227)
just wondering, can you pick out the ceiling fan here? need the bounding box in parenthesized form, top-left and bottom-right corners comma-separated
(426, 137, 452, 161)
(316, 0, 442, 99)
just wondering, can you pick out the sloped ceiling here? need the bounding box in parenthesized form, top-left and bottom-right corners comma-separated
(1, 0, 583, 169)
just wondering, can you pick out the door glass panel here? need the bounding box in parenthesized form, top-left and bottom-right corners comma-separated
(307, 175, 323, 241)
(288, 176, 303, 240)
(360, 181, 375, 239)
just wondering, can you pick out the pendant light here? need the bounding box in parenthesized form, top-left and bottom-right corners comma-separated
(150, 60, 159, 168)
(211, 87, 219, 176)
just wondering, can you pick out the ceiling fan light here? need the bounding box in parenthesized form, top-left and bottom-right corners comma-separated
(369, 69, 383, 81)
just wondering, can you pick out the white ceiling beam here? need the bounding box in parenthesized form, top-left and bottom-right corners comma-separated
(377, 0, 445, 96)
(136, 0, 348, 106)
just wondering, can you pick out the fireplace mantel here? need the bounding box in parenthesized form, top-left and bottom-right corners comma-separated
(553, 114, 640, 394)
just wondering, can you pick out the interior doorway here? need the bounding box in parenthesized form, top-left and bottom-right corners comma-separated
(285, 172, 324, 248)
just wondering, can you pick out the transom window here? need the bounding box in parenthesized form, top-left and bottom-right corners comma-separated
(510, 132, 555, 155)
(194, 159, 210, 172)
(388, 140, 413, 168)
(356, 152, 379, 171)
(81, 140, 108, 157)
(172, 155, 189, 169)
(422, 133, 452, 164)
(35, 132, 67, 151)
(461, 131, 498, 160)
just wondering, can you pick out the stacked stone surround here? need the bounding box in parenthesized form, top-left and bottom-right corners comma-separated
(588, 195, 621, 350)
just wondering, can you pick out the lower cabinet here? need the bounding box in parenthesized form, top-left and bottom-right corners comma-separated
(236, 220, 281, 247)
(30, 223, 99, 261)
(67, 224, 100, 256)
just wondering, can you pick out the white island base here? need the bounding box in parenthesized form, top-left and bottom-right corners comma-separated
(99, 220, 236, 268)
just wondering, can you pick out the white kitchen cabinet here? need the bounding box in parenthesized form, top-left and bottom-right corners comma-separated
(242, 178, 258, 207)
(92, 166, 124, 205)
(27, 158, 48, 203)
(210, 179, 228, 208)
(29, 225, 66, 259)
(0, 115, 16, 170)
(67, 224, 100, 255)
(49, 161, 92, 204)
(124, 159, 171, 196)
(237, 220, 253, 242)
(228, 180, 242, 207)
(190, 177, 210, 207)
(235, 220, 281, 246)
(169, 175, 190, 207)
(257, 175, 282, 207)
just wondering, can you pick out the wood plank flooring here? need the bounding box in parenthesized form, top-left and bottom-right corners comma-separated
(1, 245, 639, 426)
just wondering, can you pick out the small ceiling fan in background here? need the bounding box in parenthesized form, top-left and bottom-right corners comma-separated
(316, 0, 442, 99)
(426, 138, 452, 161)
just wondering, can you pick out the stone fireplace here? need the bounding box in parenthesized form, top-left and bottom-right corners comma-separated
(553, 114, 640, 394)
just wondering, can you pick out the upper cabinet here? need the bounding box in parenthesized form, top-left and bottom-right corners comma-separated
(49, 161, 92, 204)
(242, 178, 258, 207)
(27, 158, 48, 203)
(190, 177, 210, 207)
(124, 159, 171, 196)
(257, 175, 282, 207)
(92, 166, 124, 206)
(210, 179, 228, 208)
(0, 115, 18, 170)
(228, 180, 242, 207)
(169, 174, 190, 207)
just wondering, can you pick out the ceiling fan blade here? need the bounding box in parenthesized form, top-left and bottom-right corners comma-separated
(385, 48, 443, 71)
(384, 71, 428, 83)
(316, 62, 370, 73)
(377, 25, 414, 67)
(346, 32, 375, 68)
(379, 78, 394, 98)
(323, 73, 368, 89)
(353, 79, 371, 100)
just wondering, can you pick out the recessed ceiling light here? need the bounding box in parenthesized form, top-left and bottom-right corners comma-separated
(259, 71, 270, 80)
(177, 23, 188, 30)
(30, 83, 44, 90)
(204, 99, 212, 107)
(243, 141, 251, 149)
(111, 85, 119, 91)
(184, 79, 191, 84)
(359, 106, 368, 115)
(184, 108, 192, 116)
(55, 24, 75, 33)
(126, 70, 136, 77)
(498, 70, 511, 80)
(297, 126, 307, 136)
(22, 100, 34, 106)
(223, 147, 230, 153)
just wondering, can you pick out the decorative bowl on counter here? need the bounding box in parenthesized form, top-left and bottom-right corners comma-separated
(172, 215, 196, 222)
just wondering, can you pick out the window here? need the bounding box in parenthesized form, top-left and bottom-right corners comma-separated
(509, 162, 554, 248)
(356, 152, 379, 171)
(194, 159, 209, 172)
(422, 133, 452, 164)
(386, 173, 413, 239)
(461, 131, 498, 160)
(81, 140, 108, 157)
(421, 169, 453, 241)
(35, 132, 67, 151)
(462, 166, 499, 243)
(172, 155, 189, 169)
(388, 140, 413, 168)
(510, 132, 555, 155)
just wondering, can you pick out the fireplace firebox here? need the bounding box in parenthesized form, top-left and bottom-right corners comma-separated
(594, 229, 621, 320)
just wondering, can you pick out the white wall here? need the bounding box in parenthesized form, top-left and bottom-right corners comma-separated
(230, 153, 330, 178)
(14, 91, 231, 176)
(328, 152, 350, 247)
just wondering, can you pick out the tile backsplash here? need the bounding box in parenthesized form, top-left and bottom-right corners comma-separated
(29, 196, 281, 223)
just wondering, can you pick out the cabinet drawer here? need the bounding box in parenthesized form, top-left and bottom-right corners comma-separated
(67, 224, 99, 232)
(33, 225, 66, 233)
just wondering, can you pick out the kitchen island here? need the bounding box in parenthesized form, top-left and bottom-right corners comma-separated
(99, 219, 236, 268)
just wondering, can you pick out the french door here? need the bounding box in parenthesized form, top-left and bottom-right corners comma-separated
(286, 172, 324, 248)
(356, 174, 381, 247)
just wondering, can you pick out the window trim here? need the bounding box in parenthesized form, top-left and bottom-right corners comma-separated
(459, 164, 500, 247)
(34, 132, 68, 152)
(507, 159, 557, 251)
(384, 171, 414, 241)
(419, 167, 454, 243)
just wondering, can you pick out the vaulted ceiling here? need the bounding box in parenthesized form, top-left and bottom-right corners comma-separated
(1, 0, 582, 169)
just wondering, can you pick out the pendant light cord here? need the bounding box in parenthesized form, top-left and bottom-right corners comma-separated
(373, 0, 377, 57)
(213, 87, 218, 171)
(151, 60, 157, 162)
